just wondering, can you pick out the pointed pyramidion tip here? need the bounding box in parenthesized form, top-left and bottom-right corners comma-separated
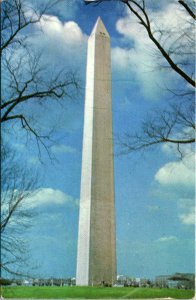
(90, 16, 110, 38)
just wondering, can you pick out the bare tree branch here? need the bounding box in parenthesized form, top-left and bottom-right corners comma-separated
(178, 0, 196, 20)
(1, 0, 80, 155)
(123, 0, 195, 87)
(120, 103, 195, 156)
(1, 142, 39, 276)
(1, 0, 65, 53)
(1, 80, 77, 122)
(1, 1, 79, 277)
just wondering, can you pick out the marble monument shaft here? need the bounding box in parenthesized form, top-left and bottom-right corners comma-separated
(76, 17, 116, 286)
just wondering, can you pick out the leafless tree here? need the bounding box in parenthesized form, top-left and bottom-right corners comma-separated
(1, 0, 79, 155)
(120, 0, 195, 87)
(1, 0, 80, 277)
(85, 0, 195, 155)
(1, 143, 38, 276)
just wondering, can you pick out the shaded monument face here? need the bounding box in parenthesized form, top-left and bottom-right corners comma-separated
(76, 17, 116, 286)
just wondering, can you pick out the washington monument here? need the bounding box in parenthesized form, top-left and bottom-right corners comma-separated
(76, 17, 116, 286)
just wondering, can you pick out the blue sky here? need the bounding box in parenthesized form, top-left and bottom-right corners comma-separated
(2, 0, 195, 280)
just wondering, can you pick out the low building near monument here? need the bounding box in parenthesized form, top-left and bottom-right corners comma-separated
(155, 275, 169, 288)
(22, 279, 33, 286)
(155, 273, 195, 289)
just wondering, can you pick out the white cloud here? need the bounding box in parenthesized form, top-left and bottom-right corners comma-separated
(27, 188, 75, 208)
(161, 143, 180, 156)
(155, 154, 195, 188)
(179, 210, 195, 225)
(156, 236, 178, 243)
(51, 144, 76, 154)
(151, 3, 192, 41)
(178, 198, 195, 225)
(112, 20, 164, 98)
(154, 155, 195, 226)
(116, 12, 148, 43)
(112, 47, 132, 70)
(38, 15, 86, 45)
(28, 14, 87, 71)
(23, 3, 86, 68)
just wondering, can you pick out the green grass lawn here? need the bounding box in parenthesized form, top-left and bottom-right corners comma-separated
(1, 286, 195, 299)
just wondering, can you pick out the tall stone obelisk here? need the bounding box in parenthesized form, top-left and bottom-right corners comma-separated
(76, 17, 116, 286)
